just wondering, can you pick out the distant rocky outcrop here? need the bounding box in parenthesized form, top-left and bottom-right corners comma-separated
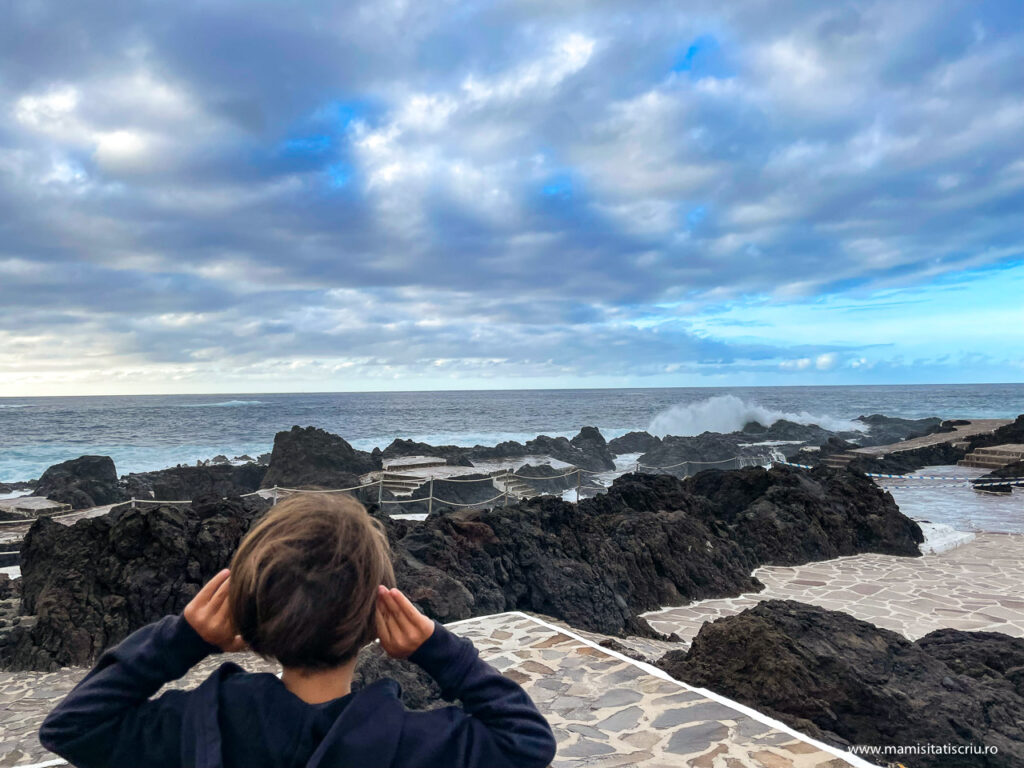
(380, 439, 474, 467)
(0, 481, 34, 495)
(262, 426, 381, 489)
(854, 414, 945, 445)
(637, 433, 764, 476)
(34, 456, 125, 510)
(0, 495, 270, 670)
(607, 431, 661, 455)
(381, 427, 616, 472)
(656, 600, 1024, 768)
(742, 419, 839, 445)
(121, 463, 267, 502)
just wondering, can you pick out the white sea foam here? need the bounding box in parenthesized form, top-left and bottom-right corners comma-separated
(0, 404, 30, 409)
(182, 400, 265, 408)
(647, 395, 866, 438)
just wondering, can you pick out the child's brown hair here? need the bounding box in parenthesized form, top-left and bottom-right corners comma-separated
(228, 493, 395, 669)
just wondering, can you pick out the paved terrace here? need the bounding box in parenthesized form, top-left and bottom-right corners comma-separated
(646, 533, 1024, 644)
(0, 613, 866, 768)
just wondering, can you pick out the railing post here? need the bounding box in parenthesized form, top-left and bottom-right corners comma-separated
(272, 485, 279, 504)
(130, 496, 136, 510)
(576, 469, 581, 504)
(635, 461, 640, 473)
(427, 477, 434, 517)
(377, 474, 384, 505)
(503, 472, 509, 506)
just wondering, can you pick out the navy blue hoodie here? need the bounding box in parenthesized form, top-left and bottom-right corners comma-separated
(40, 615, 557, 768)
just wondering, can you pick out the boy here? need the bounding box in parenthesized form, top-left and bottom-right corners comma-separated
(40, 494, 557, 768)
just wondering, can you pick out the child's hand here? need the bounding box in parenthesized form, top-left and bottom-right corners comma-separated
(183, 569, 247, 652)
(375, 586, 435, 658)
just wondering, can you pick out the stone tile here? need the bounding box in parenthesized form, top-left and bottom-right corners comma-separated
(665, 721, 730, 755)
(593, 705, 644, 732)
(643, 533, 1024, 643)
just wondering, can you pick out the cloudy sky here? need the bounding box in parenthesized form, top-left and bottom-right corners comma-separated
(2, 0, 1022, 396)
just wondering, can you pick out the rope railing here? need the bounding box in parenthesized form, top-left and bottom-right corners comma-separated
(41, 453, 773, 520)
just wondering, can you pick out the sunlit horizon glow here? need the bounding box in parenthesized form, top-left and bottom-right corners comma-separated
(1, 1, 1022, 397)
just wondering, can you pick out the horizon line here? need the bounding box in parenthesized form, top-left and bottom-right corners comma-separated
(1, 381, 1022, 400)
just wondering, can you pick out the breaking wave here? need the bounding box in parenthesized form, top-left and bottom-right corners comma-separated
(647, 395, 866, 438)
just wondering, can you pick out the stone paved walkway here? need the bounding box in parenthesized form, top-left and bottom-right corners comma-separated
(0, 613, 864, 768)
(645, 533, 1024, 644)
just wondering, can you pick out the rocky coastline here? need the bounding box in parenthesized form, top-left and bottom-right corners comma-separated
(1, 413, 1021, 764)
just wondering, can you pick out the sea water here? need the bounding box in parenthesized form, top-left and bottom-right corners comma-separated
(1, 384, 1021, 482)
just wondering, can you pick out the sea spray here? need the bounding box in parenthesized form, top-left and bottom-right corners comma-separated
(647, 395, 866, 438)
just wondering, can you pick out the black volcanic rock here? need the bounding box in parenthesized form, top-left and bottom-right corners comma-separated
(846, 442, 965, 475)
(3, 467, 923, 670)
(969, 415, 1024, 450)
(972, 459, 1024, 493)
(916, 628, 1024, 698)
(656, 600, 1024, 767)
(34, 455, 125, 510)
(375, 467, 920, 637)
(463, 429, 616, 472)
(380, 439, 474, 467)
(514, 463, 578, 496)
(122, 463, 267, 502)
(746, 419, 838, 445)
(0, 481, 34, 495)
(0, 495, 269, 671)
(854, 414, 944, 445)
(682, 465, 922, 562)
(567, 426, 616, 470)
(380, 428, 615, 472)
(607, 431, 661, 455)
(637, 433, 759, 476)
(262, 426, 381, 489)
(380, 481, 759, 636)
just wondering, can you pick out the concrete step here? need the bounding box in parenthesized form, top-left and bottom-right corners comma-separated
(958, 443, 1024, 470)
(491, 474, 535, 498)
(822, 452, 857, 468)
(971, 448, 1024, 459)
(382, 458, 448, 471)
(959, 458, 1016, 469)
(380, 472, 426, 493)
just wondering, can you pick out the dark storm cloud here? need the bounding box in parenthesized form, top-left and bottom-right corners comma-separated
(2, 0, 1023, 388)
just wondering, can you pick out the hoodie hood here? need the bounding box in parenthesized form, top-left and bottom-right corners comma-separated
(181, 663, 404, 768)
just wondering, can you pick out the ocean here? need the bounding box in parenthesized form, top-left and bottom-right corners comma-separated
(2, 384, 1022, 483)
